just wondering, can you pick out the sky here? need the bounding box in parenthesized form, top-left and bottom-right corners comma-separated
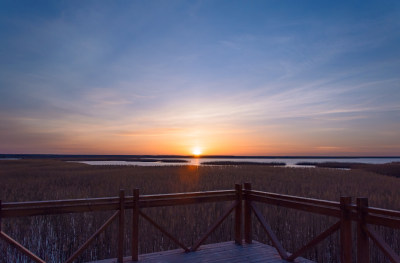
(0, 0, 399, 156)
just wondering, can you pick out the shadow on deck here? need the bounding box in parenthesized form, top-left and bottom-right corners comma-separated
(91, 241, 315, 263)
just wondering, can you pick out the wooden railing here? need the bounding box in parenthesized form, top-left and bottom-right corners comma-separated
(1, 183, 400, 263)
(243, 183, 400, 263)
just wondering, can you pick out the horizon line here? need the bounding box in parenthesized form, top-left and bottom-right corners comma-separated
(1, 154, 400, 159)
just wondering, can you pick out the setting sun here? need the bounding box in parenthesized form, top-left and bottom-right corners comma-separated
(192, 147, 202, 156)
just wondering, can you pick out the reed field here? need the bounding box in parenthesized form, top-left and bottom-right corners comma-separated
(1, 159, 400, 262)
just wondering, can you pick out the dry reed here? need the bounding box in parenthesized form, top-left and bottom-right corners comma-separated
(1, 159, 400, 262)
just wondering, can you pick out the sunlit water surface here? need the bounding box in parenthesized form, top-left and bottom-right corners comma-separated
(74, 157, 400, 168)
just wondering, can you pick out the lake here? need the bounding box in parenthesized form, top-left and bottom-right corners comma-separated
(74, 157, 400, 168)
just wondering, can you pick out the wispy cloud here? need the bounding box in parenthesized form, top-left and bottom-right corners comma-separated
(1, 1, 399, 154)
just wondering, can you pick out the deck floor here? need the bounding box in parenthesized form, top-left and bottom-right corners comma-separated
(92, 241, 315, 263)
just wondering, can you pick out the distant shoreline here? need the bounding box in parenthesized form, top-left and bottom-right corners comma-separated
(1, 154, 400, 160)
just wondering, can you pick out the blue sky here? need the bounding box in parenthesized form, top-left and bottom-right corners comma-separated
(0, 0, 399, 155)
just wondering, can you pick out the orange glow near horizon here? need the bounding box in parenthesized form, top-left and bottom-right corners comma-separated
(192, 147, 202, 156)
(3, 123, 399, 156)
(1, 2, 400, 158)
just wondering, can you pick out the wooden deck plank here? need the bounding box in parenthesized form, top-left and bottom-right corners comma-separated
(90, 241, 315, 263)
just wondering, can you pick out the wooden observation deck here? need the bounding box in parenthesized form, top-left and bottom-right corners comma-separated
(1, 183, 400, 263)
(92, 241, 314, 263)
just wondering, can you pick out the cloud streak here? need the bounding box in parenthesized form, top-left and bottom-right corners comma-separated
(0, 1, 399, 155)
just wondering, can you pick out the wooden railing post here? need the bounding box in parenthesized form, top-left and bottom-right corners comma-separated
(357, 197, 369, 263)
(235, 184, 242, 245)
(0, 200, 2, 232)
(118, 189, 125, 263)
(132, 189, 139, 261)
(340, 196, 352, 263)
(244, 183, 252, 244)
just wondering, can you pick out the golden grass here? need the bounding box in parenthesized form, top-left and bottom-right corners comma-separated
(1, 159, 400, 262)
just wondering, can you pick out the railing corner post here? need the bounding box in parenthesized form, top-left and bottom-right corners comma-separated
(244, 183, 252, 244)
(118, 189, 125, 263)
(356, 197, 369, 263)
(340, 196, 352, 263)
(132, 188, 140, 261)
(0, 200, 2, 232)
(235, 184, 243, 245)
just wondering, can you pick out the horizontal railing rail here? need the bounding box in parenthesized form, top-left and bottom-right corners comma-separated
(2, 190, 237, 218)
(1, 184, 399, 262)
(246, 192, 341, 217)
(248, 189, 341, 208)
(243, 183, 400, 263)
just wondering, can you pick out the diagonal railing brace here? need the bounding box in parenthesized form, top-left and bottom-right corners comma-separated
(0, 231, 46, 263)
(250, 202, 289, 260)
(287, 221, 341, 261)
(64, 210, 120, 263)
(190, 201, 238, 252)
(364, 225, 400, 263)
(140, 210, 190, 252)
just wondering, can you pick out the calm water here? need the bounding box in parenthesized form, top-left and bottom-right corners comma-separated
(75, 157, 400, 167)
